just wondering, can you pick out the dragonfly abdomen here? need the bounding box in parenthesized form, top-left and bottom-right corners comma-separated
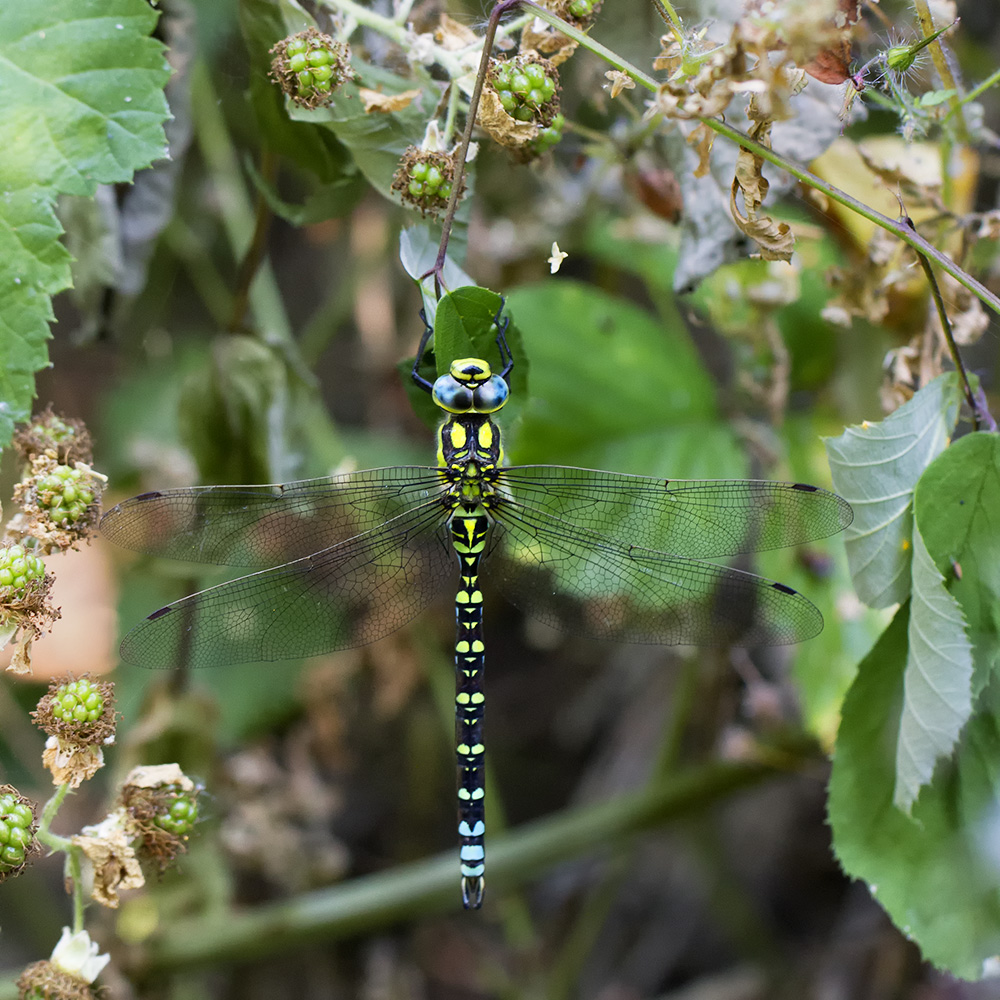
(451, 510, 491, 909)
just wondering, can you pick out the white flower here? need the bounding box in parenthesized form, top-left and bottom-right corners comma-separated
(50, 927, 111, 983)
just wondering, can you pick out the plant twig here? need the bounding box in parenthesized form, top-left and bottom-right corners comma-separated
(424, 0, 524, 293)
(900, 213, 997, 431)
(136, 758, 777, 972)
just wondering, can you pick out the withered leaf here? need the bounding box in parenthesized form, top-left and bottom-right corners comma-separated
(359, 87, 423, 113)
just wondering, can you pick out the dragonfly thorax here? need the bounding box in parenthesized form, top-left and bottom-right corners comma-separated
(432, 358, 509, 414)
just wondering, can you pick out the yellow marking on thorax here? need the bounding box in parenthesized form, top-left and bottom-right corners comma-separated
(477, 422, 493, 451)
(450, 422, 467, 450)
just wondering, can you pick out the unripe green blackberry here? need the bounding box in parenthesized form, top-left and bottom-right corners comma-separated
(486, 55, 561, 138)
(0, 789, 35, 875)
(269, 29, 353, 110)
(528, 113, 566, 155)
(37, 465, 96, 526)
(13, 408, 93, 465)
(51, 679, 105, 725)
(154, 793, 199, 836)
(0, 544, 45, 594)
(392, 147, 462, 216)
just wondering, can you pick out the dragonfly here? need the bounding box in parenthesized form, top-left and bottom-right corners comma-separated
(101, 305, 853, 909)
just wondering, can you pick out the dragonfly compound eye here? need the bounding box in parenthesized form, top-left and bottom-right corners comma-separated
(472, 376, 509, 413)
(432, 374, 475, 413)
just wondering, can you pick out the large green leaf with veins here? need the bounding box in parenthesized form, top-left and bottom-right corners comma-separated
(894, 524, 973, 812)
(506, 282, 745, 480)
(830, 604, 1000, 979)
(0, 0, 170, 445)
(824, 373, 963, 608)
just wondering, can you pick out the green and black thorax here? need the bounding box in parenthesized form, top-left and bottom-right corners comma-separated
(433, 358, 508, 516)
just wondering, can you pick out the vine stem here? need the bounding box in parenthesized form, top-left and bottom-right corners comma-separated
(35, 782, 87, 933)
(424, 0, 524, 291)
(134, 758, 778, 971)
(902, 213, 996, 430)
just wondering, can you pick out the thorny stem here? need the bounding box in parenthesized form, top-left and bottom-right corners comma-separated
(902, 214, 996, 431)
(649, 0, 683, 34)
(423, 0, 523, 293)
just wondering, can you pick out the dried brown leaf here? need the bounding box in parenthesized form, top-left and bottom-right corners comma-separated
(730, 119, 795, 262)
(435, 13, 479, 49)
(359, 87, 422, 113)
(476, 88, 539, 147)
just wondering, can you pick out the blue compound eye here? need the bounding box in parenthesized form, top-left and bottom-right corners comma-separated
(432, 375, 474, 412)
(472, 376, 509, 413)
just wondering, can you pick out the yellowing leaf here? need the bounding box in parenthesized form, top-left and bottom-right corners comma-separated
(358, 87, 423, 114)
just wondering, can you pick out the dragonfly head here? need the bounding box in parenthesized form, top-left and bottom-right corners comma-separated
(432, 358, 510, 414)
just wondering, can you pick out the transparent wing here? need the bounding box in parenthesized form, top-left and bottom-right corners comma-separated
(118, 500, 456, 668)
(489, 498, 823, 646)
(100, 467, 446, 567)
(494, 467, 852, 559)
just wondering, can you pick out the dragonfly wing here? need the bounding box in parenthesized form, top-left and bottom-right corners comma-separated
(119, 500, 455, 668)
(101, 467, 446, 567)
(495, 467, 852, 559)
(489, 500, 822, 646)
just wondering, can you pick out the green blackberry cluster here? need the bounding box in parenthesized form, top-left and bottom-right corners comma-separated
(0, 790, 35, 874)
(491, 57, 559, 124)
(51, 679, 105, 725)
(13, 409, 92, 466)
(37, 465, 96, 526)
(270, 30, 352, 109)
(407, 161, 453, 204)
(286, 37, 337, 99)
(392, 148, 460, 216)
(0, 544, 45, 595)
(154, 792, 199, 837)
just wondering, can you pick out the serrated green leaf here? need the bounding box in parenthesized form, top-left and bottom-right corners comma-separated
(894, 524, 973, 812)
(824, 373, 963, 608)
(915, 433, 1000, 697)
(830, 604, 1000, 979)
(0, 0, 170, 446)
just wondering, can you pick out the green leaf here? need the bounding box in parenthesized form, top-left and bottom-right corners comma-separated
(505, 282, 745, 478)
(894, 524, 973, 812)
(915, 433, 1000, 697)
(830, 604, 1000, 979)
(824, 373, 963, 608)
(178, 336, 290, 485)
(433, 287, 505, 378)
(401, 286, 527, 426)
(0, 0, 170, 445)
